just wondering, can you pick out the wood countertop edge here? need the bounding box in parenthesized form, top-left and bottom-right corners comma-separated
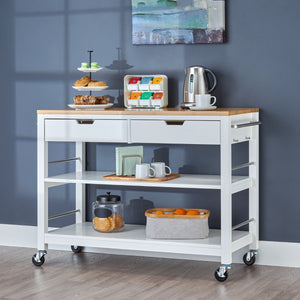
(37, 108, 259, 116)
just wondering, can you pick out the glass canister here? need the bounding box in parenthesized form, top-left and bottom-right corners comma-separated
(92, 192, 124, 232)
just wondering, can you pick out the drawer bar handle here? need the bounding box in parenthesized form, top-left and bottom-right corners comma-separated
(48, 157, 80, 165)
(165, 120, 185, 126)
(48, 209, 80, 220)
(232, 161, 254, 171)
(77, 120, 94, 125)
(232, 218, 255, 230)
(231, 121, 261, 129)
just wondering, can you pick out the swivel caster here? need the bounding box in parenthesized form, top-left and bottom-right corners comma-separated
(32, 250, 47, 267)
(71, 245, 83, 253)
(214, 265, 231, 282)
(243, 250, 257, 266)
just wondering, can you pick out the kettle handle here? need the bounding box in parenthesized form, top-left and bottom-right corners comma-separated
(205, 69, 217, 93)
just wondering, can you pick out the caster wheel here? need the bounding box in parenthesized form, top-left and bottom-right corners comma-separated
(214, 269, 228, 282)
(32, 254, 45, 267)
(243, 253, 256, 266)
(71, 245, 82, 253)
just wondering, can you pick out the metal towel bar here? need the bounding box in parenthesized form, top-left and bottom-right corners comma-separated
(232, 218, 255, 230)
(232, 162, 254, 171)
(48, 209, 80, 220)
(48, 157, 80, 165)
(231, 121, 261, 129)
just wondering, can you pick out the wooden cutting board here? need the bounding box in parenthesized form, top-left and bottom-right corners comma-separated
(102, 173, 180, 182)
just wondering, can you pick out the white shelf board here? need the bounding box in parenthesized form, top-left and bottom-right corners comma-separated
(45, 171, 251, 191)
(45, 223, 251, 257)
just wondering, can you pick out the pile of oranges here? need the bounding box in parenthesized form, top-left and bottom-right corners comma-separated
(154, 208, 200, 215)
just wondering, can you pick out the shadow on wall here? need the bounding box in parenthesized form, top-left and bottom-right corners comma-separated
(11, 0, 133, 226)
(152, 147, 169, 165)
(125, 197, 154, 225)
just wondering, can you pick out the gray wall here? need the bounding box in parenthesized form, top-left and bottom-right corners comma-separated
(1, 0, 299, 243)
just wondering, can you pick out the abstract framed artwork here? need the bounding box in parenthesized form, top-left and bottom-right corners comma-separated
(132, 0, 225, 45)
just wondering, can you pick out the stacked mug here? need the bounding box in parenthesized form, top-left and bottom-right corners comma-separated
(135, 162, 171, 179)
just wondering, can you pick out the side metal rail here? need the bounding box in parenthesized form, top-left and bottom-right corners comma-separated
(48, 209, 80, 220)
(232, 162, 254, 171)
(48, 157, 80, 165)
(231, 121, 261, 129)
(232, 218, 255, 230)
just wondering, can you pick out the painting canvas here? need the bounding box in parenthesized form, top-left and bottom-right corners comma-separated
(132, 0, 225, 45)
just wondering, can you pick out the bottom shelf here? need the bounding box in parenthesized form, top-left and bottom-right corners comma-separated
(45, 223, 252, 257)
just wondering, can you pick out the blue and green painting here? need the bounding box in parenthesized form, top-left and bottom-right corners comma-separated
(132, 0, 225, 44)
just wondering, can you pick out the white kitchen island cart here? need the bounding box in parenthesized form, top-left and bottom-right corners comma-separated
(33, 108, 260, 282)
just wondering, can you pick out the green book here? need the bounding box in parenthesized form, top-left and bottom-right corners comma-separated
(115, 146, 143, 176)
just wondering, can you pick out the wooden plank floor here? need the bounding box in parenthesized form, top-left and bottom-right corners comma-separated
(0, 246, 300, 300)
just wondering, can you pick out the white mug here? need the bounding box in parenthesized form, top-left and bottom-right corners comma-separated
(151, 162, 172, 177)
(195, 94, 216, 108)
(135, 163, 156, 179)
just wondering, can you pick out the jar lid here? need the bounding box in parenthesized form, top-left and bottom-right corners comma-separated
(97, 192, 121, 204)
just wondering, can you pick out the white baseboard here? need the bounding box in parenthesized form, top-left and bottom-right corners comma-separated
(1, 224, 299, 268)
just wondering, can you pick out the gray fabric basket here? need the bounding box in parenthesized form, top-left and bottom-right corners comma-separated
(145, 209, 209, 239)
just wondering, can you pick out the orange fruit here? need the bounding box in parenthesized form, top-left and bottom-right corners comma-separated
(154, 210, 164, 215)
(186, 210, 200, 215)
(174, 208, 186, 215)
(168, 212, 175, 215)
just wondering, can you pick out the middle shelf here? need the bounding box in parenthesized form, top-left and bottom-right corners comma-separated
(45, 171, 252, 192)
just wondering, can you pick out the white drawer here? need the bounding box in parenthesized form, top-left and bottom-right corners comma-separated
(130, 120, 220, 145)
(45, 119, 128, 142)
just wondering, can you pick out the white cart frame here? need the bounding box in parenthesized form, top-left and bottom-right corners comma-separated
(34, 108, 260, 281)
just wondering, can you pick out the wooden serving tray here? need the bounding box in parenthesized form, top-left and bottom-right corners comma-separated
(102, 173, 180, 182)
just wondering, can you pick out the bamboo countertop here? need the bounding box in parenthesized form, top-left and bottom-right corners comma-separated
(37, 107, 259, 116)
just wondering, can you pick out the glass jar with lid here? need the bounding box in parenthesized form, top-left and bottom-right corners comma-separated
(92, 192, 124, 232)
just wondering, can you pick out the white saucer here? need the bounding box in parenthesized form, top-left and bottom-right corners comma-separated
(72, 86, 108, 91)
(77, 67, 103, 72)
(189, 106, 217, 111)
(68, 104, 113, 110)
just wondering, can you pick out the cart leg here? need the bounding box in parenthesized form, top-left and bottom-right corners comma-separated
(72, 142, 86, 253)
(249, 113, 259, 251)
(216, 118, 233, 281)
(35, 115, 48, 266)
(220, 118, 233, 266)
(37, 116, 48, 252)
(75, 142, 86, 224)
(37, 181, 48, 252)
